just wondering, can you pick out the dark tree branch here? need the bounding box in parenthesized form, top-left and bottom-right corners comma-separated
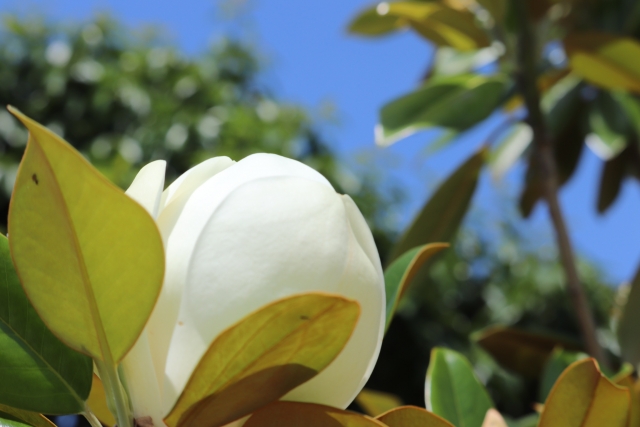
(512, 0, 609, 367)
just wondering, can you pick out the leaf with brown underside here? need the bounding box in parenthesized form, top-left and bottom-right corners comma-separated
(164, 293, 360, 427)
(244, 402, 387, 427)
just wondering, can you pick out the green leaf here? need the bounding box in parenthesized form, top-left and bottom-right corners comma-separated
(473, 326, 582, 379)
(425, 348, 493, 427)
(164, 293, 361, 427)
(538, 348, 588, 402)
(564, 32, 640, 94)
(7, 108, 165, 364)
(538, 359, 629, 427)
(384, 243, 449, 331)
(355, 389, 404, 418)
(588, 92, 630, 160)
(612, 91, 640, 137)
(0, 405, 55, 427)
(376, 406, 454, 427)
(243, 402, 386, 427)
(389, 148, 485, 262)
(377, 74, 507, 147)
(0, 233, 92, 414)
(617, 264, 640, 367)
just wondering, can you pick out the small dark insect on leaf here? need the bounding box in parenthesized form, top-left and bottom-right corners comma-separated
(31, 174, 38, 185)
(300, 315, 309, 320)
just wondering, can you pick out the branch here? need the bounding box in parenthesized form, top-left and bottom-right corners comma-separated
(512, 1, 609, 367)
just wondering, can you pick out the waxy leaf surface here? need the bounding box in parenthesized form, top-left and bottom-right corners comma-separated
(389, 148, 485, 262)
(0, 234, 92, 414)
(165, 293, 360, 427)
(7, 108, 164, 363)
(377, 74, 506, 147)
(376, 406, 454, 427)
(425, 348, 493, 427)
(243, 402, 386, 427)
(384, 243, 448, 331)
(538, 359, 629, 427)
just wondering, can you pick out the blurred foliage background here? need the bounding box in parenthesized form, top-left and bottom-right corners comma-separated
(0, 3, 632, 424)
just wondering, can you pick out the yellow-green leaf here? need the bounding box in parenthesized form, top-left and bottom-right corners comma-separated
(349, 2, 489, 51)
(615, 376, 640, 427)
(86, 375, 115, 427)
(389, 147, 485, 262)
(164, 293, 360, 427)
(564, 32, 640, 94)
(376, 406, 454, 427)
(7, 107, 164, 363)
(356, 389, 404, 417)
(384, 243, 449, 331)
(0, 406, 55, 427)
(538, 358, 630, 427)
(477, 0, 506, 21)
(243, 402, 386, 427)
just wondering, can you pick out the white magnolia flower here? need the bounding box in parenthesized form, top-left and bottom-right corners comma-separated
(121, 153, 385, 426)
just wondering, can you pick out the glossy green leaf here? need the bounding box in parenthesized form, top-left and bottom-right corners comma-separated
(377, 74, 507, 146)
(164, 293, 360, 427)
(0, 233, 92, 414)
(377, 406, 454, 427)
(0, 405, 55, 427)
(425, 347, 493, 427)
(564, 32, 640, 94)
(538, 359, 629, 427)
(384, 243, 449, 331)
(474, 326, 582, 379)
(243, 402, 386, 427)
(356, 389, 403, 417)
(7, 108, 165, 363)
(349, 2, 490, 51)
(612, 91, 640, 137)
(617, 264, 640, 367)
(389, 148, 485, 262)
(539, 348, 588, 402)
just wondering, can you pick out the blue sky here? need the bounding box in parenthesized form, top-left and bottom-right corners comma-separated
(2, 0, 640, 284)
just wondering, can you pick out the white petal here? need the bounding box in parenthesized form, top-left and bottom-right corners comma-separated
(282, 196, 385, 408)
(151, 154, 335, 408)
(161, 176, 356, 412)
(125, 160, 166, 219)
(144, 157, 234, 393)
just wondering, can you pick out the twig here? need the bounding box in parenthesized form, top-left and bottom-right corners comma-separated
(512, 1, 609, 368)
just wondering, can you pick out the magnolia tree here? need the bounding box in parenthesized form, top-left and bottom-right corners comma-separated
(1, 103, 638, 427)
